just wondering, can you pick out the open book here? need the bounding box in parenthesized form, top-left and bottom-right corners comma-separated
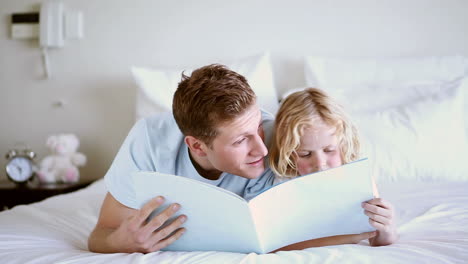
(133, 158, 376, 254)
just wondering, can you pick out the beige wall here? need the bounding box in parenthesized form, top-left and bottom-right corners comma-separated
(1, 0, 468, 183)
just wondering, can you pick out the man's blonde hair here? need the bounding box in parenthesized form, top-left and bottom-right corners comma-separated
(269, 88, 360, 178)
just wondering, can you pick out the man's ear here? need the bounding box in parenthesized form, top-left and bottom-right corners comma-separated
(185, 136, 208, 157)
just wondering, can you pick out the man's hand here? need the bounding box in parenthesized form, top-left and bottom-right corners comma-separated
(88, 194, 187, 253)
(362, 198, 398, 246)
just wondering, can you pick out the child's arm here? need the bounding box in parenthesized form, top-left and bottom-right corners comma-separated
(273, 198, 397, 252)
(362, 198, 399, 246)
(271, 231, 376, 253)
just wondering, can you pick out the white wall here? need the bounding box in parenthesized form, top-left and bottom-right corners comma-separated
(1, 0, 467, 182)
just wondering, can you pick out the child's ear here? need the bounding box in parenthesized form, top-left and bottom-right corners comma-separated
(185, 136, 208, 157)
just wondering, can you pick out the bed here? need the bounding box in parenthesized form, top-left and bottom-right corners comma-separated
(1, 54, 467, 263)
(1, 178, 467, 263)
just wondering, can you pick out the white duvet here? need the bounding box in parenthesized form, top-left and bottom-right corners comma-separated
(0, 179, 467, 264)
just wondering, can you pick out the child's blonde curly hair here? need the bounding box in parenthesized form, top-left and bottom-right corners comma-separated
(269, 88, 361, 178)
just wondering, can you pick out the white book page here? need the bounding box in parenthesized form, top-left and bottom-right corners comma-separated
(133, 171, 261, 253)
(248, 159, 375, 253)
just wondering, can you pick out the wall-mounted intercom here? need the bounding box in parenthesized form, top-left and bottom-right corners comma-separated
(40, 0, 64, 48)
(10, 0, 83, 79)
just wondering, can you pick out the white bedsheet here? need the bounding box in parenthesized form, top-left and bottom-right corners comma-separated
(0, 179, 467, 264)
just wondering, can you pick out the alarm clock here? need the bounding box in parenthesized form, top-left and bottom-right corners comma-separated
(5, 149, 37, 184)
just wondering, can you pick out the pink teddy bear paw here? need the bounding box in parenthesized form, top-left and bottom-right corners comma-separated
(36, 172, 45, 181)
(64, 168, 79, 183)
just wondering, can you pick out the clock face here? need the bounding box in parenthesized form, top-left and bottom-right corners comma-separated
(6, 156, 34, 182)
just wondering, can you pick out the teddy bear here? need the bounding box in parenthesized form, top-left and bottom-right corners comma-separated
(36, 133, 87, 184)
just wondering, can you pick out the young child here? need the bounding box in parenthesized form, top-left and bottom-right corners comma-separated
(269, 88, 398, 249)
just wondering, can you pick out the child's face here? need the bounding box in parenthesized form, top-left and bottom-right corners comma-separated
(294, 124, 343, 175)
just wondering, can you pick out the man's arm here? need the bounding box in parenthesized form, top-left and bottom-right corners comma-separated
(271, 231, 376, 252)
(88, 192, 187, 253)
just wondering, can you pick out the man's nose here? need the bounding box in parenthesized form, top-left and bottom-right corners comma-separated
(251, 134, 268, 157)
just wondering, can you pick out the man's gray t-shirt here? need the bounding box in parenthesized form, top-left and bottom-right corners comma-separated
(104, 111, 276, 209)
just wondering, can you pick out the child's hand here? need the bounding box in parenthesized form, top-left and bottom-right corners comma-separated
(361, 198, 398, 246)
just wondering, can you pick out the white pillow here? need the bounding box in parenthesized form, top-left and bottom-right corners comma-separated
(304, 55, 467, 109)
(330, 78, 464, 114)
(355, 80, 468, 182)
(304, 55, 468, 90)
(132, 53, 278, 120)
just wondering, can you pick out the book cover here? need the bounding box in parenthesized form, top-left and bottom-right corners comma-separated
(133, 158, 375, 253)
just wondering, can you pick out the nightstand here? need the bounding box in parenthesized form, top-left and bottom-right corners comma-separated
(0, 180, 93, 211)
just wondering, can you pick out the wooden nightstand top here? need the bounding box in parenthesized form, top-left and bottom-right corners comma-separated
(0, 180, 91, 191)
(0, 180, 94, 210)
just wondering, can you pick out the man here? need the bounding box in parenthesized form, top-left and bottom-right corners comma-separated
(88, 64, 276, 253)
(88, 64, 376, 253)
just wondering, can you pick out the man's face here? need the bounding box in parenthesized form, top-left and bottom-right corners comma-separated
(203, 105, 268, 179)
